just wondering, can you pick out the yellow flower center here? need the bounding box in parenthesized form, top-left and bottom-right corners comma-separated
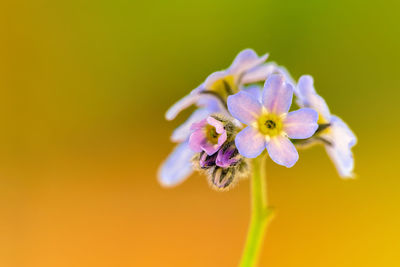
(256, 113, 283, 137)
(209, 75, 237, 99)
(317, 114, 331, 134)
(205, 124, 220, 144)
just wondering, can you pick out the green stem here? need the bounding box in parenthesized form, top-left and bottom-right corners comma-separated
(239, 155, 274, 267)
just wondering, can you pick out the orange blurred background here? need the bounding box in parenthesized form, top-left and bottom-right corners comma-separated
(0, 0, 399, 266)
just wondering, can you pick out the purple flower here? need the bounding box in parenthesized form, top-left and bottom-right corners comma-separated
(296, 75, 357, 178)
(227, 74, 319, 167)
(189, 116, 227, 155)
(158, 100, 220, 187)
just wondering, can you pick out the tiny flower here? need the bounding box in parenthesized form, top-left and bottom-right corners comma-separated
(189, 116, 228, 155)
(227, 74, 319, 167)
(158, 100, 220, 187)
(165, 49, 275, 121)
(296, 75, 357, 178)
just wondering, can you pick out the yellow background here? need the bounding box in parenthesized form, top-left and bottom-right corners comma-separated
(1, 0, 399, 266)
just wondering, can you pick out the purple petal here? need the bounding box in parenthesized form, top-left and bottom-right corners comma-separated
(200, 152, 217, 168)
(216, 147, 238, 168)
(207, 117, 225, 134)
(201, 141, 221, 156)
(190, 119, 207, 131)
(283, 108, 319, 139)
(262, 74, 293, 115)
(266, 136, 299, 167)
(229, 49, 268, 75)
(241, 63, 277, 84)
(227, 91, 262, 125)
(158, 142, 194, 187)
(189, 130, 206, 152)
(235, 126, 266, 158)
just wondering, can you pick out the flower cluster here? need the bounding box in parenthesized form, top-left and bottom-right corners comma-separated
(159, 49, 357, 189)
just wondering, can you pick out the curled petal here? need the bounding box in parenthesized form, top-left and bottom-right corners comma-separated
(284, 108, 319, 139)
(229, 49, 269, 75)
(323, 115, 357, 178)
(158, 142, 194, 187)
(262, 74, 293, 115)
(235, 126, 266, 158)
(188, 130, 206, 153)
(266, 136, 299, 168)
(227, 91, 262, 125)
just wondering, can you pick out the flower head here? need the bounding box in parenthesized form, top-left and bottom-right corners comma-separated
(296, 75, 357, 178)
(227, 74, 319, 167)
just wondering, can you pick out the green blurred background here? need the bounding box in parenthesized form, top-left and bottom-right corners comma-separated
(0, 0, 399, 266)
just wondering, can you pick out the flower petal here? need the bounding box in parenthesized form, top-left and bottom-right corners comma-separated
(283, 108, 319, 139)
(266, 136, 299, 167)
(262, 74, 293, 115)
(158, 142, 194, 187)
(207, 117, 225, 134)
(235, 126, 266, 158)
(188, 129, 206, 153)
(244, 85, 262, 102)
(323, 115, 357, 178)
(241, 63, 277, 84)
(227, 91, 262, 125)
(203, 71, 228, 90)
(171, 108, 211, 143)
(296, 75, 331, 121)
(276, 66, 296, 88)
(229, 49, 268, 75)
(165, 93, 201, 120)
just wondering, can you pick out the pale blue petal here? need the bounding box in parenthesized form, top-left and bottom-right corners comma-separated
(262, 74, 293, 115)
(284, 108, 319, 139)
(266, 136, 299, 168)
(229, 49, 268, 75)
(276, 65, 296, 89)
(243, 85, 262, 102)
(227, 91, 262, 125)
(158, 142, 195, 187)
(323, 115, 357, 178)
(235, 126, 266, 158)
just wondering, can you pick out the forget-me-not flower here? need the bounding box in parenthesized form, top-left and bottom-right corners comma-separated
(227, 75, 319, 167)
(295, 75, 357, 178)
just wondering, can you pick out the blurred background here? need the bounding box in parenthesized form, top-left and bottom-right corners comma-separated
(1, 0, 399, 266)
